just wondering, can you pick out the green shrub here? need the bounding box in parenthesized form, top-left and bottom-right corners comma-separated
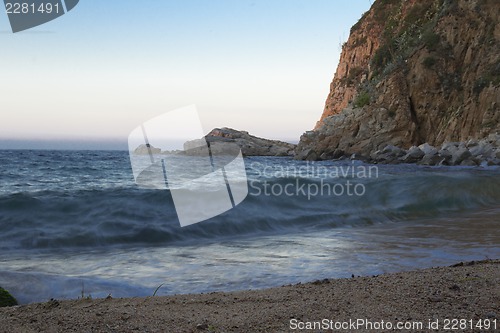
(473, 77, 491, 95)
(422, 30, 440, 51)
(354, 91, 371, 108)
(0, 287, 18, 307)
(404, 3, 428, 29)
(473, 62, 500, 94)
(372, 43, 394, 72)
(422, 56, 436, 68)
(343, 66, 365, 86)
(373, 0, 400, 24)
(352, 36, 368, 48)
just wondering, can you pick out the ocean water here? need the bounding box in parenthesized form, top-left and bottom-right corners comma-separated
(0, 150, 499, 304)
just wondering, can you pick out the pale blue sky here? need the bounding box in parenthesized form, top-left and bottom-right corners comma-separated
(0, 1, 372, 148)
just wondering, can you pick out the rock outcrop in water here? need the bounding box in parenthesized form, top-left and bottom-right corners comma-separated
(296, 0, 500, 161)
(132, 129, 296, 157)
(133, 144, 161, 155)
(185, 128, 296, 157)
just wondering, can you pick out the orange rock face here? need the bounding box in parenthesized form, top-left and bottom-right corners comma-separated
(298, 0, 499, 159)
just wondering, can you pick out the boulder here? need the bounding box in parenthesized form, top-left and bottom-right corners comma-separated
(332, 149, 346, 159)
(401, 146, 425, 163)
(0, 287, 17, 307)
(370, 150, 382, 160)
(296, 148, 313, 161)
(451, 147, 472, 165)
(469, 143, 494, 158)
(418, 143, 438, 156)
(487, 159, 500, 166)
(485, 133, 500, 147)
(441, 142, 460, 156)
(382, 145, 406, 157)
(466, 139, 479, 148)
(306, 150, 319, 161)
(438, 148, 452, 163)
(460, 159, 477, 167)
(418, 153, 442, 166)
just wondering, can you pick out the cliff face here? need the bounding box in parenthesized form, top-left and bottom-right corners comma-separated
(297, 0, 500, 160)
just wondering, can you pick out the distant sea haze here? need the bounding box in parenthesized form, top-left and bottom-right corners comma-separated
(0, 139, 129, 151)
(0, 150, 499, 304)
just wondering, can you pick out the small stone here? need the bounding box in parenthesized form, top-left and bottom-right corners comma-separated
(319, 152, 332, 160)
(370, 150, 382, 160)
(46, 299, 60, 309)
(382, 145, 405, 157)
(196, 323, 209, 330)
(428, 296, 444, 302)
(486, 312, 497, 319)
(460, 159, 477, 166)
(312, 279, 330, 285)
(466, 139, 479, 147)
(418, 143, 438, 156)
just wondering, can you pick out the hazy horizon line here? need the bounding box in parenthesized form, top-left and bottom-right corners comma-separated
(0, 136, 299, 151)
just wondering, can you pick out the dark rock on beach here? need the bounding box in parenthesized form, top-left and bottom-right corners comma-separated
(0, 287, 17, 308)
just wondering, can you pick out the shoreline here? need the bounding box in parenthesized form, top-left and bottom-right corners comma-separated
(1, 259, 498, 332)
(297, 134, 500, 167)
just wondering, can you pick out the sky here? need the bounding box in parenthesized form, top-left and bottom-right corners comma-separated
(0, 0, 372, 149)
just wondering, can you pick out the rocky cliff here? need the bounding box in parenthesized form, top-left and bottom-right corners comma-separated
(296, 0, 499, 161)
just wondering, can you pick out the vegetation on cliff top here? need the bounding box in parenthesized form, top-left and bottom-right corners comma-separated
(347, 0, 499, 111)
(370, 0, 443, 76)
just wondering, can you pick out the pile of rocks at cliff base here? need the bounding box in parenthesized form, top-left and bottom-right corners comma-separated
(369, 134, 500, 166)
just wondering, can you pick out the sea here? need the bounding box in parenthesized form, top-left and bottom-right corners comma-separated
(0, 150, 499, 304)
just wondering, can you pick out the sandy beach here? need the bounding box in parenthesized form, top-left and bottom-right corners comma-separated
(0, 259, 498, 333)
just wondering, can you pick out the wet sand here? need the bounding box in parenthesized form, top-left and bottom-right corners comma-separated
(0, 259, 498, 333)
